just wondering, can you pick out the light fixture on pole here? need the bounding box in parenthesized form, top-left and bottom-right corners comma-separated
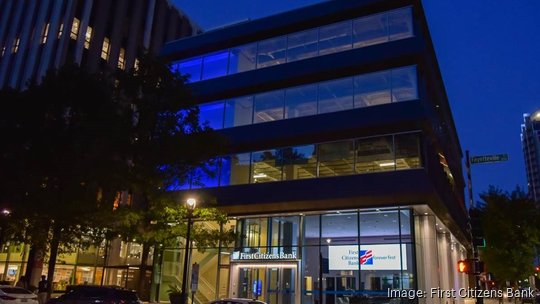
(180, 198, 196, 304)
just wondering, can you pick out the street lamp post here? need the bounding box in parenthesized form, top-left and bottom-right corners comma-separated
(180, 198, 196, 304)
(0, 209, 11, 254)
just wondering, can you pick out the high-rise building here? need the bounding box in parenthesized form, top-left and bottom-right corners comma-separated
(0, 0, 201, 89)
(521, 111, 540, 202)
(159, 0, 470, 303)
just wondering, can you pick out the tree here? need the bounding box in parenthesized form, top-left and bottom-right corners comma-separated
(0, 53, 228, 296)
(479, 186, 540, 287)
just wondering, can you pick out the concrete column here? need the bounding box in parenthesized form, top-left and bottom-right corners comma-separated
(415, 214, 441, 304)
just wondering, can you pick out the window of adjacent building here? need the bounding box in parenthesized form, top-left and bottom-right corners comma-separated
(229, 43, 257, 73)
(282, 145, 317, 180)
(256, 35, 287, 68)
(1, 46, 5, 57)
(12, 37, 20, 53)
(41, 23, 50, 44)
(317, 78, 354, 114)
(284, 84, 317, 119)
(286, 28, 318, 62)
(133, 58, 140, 71)
(118, 48, 126, 70)
(70, 18, 80, 40)
(318, 140, 355, 177)
(202, 51, 229, 80)
(58, 23, 64, 39)
(101, 37, 110, 60)
(251, 149, 283, 183)
(253, 90, 284, 123)
(318, 20, 352, 56)
(224, 96, 253, 128)
(355, 135, 394, 173)
(84, 26, 93, 49)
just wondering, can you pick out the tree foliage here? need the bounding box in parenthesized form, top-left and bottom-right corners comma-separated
(479, 186, 540, 286)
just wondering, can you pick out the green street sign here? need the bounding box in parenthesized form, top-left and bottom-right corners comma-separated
(470, 154, 509, 164)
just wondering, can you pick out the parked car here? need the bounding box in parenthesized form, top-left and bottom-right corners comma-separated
(0, 285, 38, 304)
(209, 299, 267, 304)
(46, 285, 142, 304)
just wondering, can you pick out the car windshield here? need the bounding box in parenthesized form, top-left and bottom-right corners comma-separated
(0, 287, 33, 294)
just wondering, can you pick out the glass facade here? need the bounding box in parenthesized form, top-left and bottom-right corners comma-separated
(196, 65, 418, 130)
(150, 207, 469, 304)
(176, 131, 422, 189)
(171, 7, 413, 83)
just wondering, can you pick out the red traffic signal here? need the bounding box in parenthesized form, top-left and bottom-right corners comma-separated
(458, 260, 470, 273)
(535, 266, 540, 272)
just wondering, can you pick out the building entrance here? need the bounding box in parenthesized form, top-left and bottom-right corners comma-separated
(229, 262, 299, 304)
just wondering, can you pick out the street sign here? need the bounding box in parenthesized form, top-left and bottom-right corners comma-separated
(470, 154, 509, 164)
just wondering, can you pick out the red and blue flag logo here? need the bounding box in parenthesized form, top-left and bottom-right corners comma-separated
(360, 250, 373, 265)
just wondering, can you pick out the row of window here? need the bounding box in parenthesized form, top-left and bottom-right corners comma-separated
(171, 7, 413, 83)
(171, 132, 421, 190)
(198, 65, 417, 129)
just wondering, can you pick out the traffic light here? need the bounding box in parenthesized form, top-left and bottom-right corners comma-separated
(458, 260, 471, 273)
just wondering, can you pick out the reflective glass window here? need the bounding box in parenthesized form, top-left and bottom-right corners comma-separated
(199, 101, 225, 129)
(239, 218, 268, 250)
(394, 133, 421, 170)
(221, 153, 250, 186)
(229, 43, 257, 74)
(318, 78, 354, 114)
(388, 7, 413, 41)
(224, 96, 253, 128)
(257, 36, 287, 68)
(355, 136, 394, 173)
(322, 213, 358, 245)
(359, 210, 400, 243)
(202, 51, 229, 80)
(286, 28, 318, 62)
(285, 84, 317, 119)
(391, 66, 418, 102)
(399, 209, 412, 243)
(190, 158, 220, 189)
(353, 13, 388, 48)
(251, 149, 283, 183)
(354, 70, 391, 108)
(269, 216, 300, 248)
(282, 145, 317, 180)
(175, 57, 202, 82)
(253, 90, 284, 123)
(318, 21, 352, 56)
(318, 140, 355, 177)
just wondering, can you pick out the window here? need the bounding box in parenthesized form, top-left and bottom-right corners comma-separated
(253, 90, 284, 123)
(317, 78, 354, 114)
(318, 141, 355, 177)
(41, 23, 50, 44)
(285, 84, 317, 119)
(256, 36, 287, 68)
(354, 70, 392, 108)
(251, 149, 283, 183)
(174, 57, 202, 82)
(133, 58, 140, 71)
(229, 43, 257, 73)
(224, 96, 253, 128)
(388, 7, 413, 41)
(318, 21, 352, 56)
(282, 145, 317, 180)
(202, 51, 229, 80)
(101, 37, 110, 60)
(84, 26, 93, 49)
(286, 28, 318, 62)
(12, 37, 20, 53)
(221, 153, 251, 186)
(355, 136, 394, 173)
(391, 66, 417, 102)
(394, 133, 421, 170)
(118, 48, 125, 70)
(353, 13, 388, 48)
(199, 101, 225, 129)
(70, 18, 80, 40)
(58, 23, 64, 39)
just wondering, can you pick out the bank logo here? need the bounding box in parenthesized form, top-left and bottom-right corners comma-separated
(360, 250, 373, 265)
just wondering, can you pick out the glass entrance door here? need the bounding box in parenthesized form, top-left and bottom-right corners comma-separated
(230, 263, 298, 304)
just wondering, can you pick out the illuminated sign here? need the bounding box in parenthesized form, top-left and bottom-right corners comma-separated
(329, 244, 407, 270)
(231, 251, 297, 260)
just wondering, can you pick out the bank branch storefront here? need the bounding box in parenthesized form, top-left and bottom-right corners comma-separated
(157, 206, 468, 304)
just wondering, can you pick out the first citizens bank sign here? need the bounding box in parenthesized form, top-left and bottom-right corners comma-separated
(329, 244, 407, 270)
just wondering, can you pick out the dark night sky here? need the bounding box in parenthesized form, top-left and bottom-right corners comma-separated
(172, 0, 540, 207)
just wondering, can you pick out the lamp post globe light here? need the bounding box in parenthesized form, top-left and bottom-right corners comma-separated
(180, 198, 196, 304)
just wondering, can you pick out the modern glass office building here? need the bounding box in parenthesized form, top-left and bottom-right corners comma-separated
(156, 0, 470, 303)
